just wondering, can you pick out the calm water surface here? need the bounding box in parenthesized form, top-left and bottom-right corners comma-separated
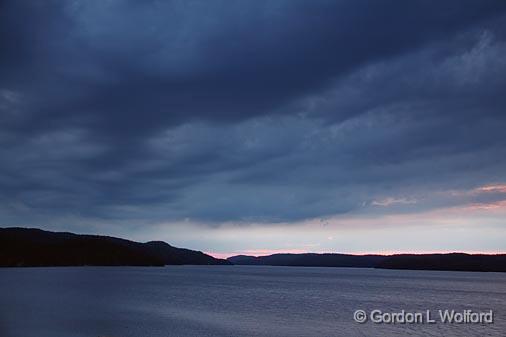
(0, 266, 505, 337)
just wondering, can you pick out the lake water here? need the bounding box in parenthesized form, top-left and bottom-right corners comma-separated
(0, 266, 505, 337)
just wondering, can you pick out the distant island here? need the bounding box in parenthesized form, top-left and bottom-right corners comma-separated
(228, 253, 506, 272)
(1, 227, 505, 272)
(0, 227, 230, 267)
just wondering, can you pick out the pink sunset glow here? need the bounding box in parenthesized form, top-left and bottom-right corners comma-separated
(189, 185, 506, 259)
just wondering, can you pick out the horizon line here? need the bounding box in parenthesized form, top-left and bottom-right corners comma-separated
(207, 250, 506, 260)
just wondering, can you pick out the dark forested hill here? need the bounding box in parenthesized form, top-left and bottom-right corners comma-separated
(0, 227, 230, 267)
(228, 252, 506, 272)
(376, 253, 506, 272)
(3, 227, 504, 271)
(228, 253, 386, 268)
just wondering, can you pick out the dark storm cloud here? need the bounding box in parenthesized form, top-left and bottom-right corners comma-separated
(1, 0, 506, 226)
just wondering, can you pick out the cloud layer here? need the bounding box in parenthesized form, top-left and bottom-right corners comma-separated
(1, 1, 506, 233)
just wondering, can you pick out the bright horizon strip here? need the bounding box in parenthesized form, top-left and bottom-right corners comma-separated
(207, 250, 505, 260)
(142, 205, 506, 259)
(86, 183, 506, 259)
(200, 189, 506, 259)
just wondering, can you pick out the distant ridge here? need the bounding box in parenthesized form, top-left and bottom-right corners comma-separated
(228, 252, 506, 272)
(2, 227, 504, 271)
(0, 227, 230, 267)
(377, 253, 506, 272)
(228, 253, 384, 268)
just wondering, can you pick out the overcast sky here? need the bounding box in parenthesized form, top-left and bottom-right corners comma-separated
(1, 1, 506, 257)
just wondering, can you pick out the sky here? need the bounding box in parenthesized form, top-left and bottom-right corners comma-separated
(1, 0, 506, 257)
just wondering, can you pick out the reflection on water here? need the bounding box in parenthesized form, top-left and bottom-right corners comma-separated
(0, 266, 505, 337)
